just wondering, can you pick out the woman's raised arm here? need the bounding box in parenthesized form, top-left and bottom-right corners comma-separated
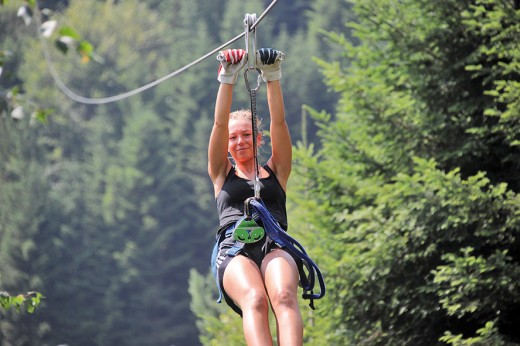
(208, 49, 248, 193)
(256, 48, 292, 189)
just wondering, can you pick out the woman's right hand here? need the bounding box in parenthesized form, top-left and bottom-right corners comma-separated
(217, 49, 248, 84)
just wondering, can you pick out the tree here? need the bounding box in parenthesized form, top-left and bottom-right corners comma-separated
(0, 116, 51, 345)
(27, 1, 219, 345)
(289, 0, 520, 344)
(0, 3, 56, 343)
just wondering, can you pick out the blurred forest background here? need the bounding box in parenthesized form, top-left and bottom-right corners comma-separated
(1, 0, 519, 345)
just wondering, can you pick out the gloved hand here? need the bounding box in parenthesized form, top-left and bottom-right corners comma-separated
(217, 49, 248, 84)
(255, 48, 285, 82)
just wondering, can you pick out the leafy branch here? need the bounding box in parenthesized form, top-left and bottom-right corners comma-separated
(0, 291, 44, 314)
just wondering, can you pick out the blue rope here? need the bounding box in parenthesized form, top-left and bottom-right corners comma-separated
(250, 199, 326, 304)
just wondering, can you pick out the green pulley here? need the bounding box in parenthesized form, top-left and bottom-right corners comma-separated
(233, 218, 265, 243)
(233, 197, 265, 243)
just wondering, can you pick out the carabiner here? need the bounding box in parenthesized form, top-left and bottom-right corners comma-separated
(244, 67, 262, 93)
(243, 197, 257, 219)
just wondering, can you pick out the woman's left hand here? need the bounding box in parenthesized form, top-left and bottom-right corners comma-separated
(255, 48, 285, 82)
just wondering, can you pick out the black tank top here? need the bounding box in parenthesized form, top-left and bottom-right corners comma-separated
(216, 165, 287, 230)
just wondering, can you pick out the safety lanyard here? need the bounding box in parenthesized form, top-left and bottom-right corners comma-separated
(243, 13, 262, 199)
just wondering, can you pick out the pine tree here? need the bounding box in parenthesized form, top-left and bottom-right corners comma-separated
(291, 0, 520, 344)
(7, 0, 217, 345)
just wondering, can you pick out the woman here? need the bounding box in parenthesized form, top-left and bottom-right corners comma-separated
(208, 48, 303, 346)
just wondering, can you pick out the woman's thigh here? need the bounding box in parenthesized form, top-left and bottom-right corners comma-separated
(223, 255, 269, 307)
(261, 249, 300, 297)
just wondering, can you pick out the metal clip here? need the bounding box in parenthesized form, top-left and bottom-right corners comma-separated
(243, 197, 257, 220)
(244, 67, 262, 93)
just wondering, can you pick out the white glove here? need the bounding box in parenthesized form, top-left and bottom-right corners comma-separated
(217, 49, 248, 84)
(255, 48, 285, 82)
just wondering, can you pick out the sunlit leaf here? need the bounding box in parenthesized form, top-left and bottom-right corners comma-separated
(16, 5, 32, 26)
(0, 292, 10, 309)
(55, 37, 71, 54)
(33, 108, 53, 123)
(40, 20, 57, 38)
(58, 26, 81, 40)
(77, 40, 93, 55)
(77, 40, 93, 63)
(11, 105, 24, 119)
(40, 8, 53, 18)
(8, 85, 20, 97)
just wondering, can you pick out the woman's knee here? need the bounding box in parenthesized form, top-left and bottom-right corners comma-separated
(242, 288, 270, 312)
(270, 288, 298, 309)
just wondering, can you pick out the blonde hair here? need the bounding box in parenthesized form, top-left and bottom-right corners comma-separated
(230, 109, 263, 138)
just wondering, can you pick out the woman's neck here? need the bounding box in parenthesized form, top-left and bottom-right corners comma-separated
(235, 163, 263, 180)
(236, 163, 257, 174)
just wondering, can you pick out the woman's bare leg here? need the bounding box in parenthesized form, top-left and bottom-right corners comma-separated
(224, 255, 273, 346)
(262, 249, 303, 346)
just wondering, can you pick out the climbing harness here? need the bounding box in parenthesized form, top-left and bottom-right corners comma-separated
(220, 197, 326, 310)
(33, 1, 280, 105)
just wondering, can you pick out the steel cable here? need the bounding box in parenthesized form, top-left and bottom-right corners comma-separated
(33, 0, 279, 105)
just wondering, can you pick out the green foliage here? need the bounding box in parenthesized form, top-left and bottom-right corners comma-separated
(288, 0, 520, 345)
(0, 291, 43, 314)
(461, 0, 520, 150)
(440, 320, 508, 346)
(0, 113, 55, 343)
(433, 247, 515, 319)
(2, 0, 216, 345)
(188, 269, 244, 345)
(54, 26, 96, 62)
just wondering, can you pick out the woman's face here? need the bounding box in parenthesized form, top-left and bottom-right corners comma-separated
(228, 118, 260, 163)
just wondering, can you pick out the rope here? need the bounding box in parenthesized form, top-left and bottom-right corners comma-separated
(250, 199, 326, 306)
(33, 1, 279, 105)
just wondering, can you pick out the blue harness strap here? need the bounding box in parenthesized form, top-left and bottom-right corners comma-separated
(249, 198, 326, 309)
(211, 199, 326, 311)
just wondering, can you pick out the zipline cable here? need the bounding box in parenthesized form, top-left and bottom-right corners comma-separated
(33, 0, 279, 105)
